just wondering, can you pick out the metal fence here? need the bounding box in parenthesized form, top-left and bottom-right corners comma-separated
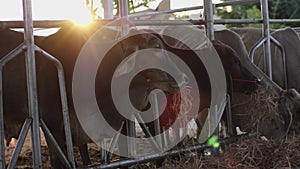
(0, 0, 299, 168)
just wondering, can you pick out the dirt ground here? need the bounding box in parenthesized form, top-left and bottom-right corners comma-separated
(5, 133, 300, 169)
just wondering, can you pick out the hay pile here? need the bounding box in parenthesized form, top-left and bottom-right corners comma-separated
(140, 86, 300, 169)
(231, 86, 286, 139)
(139, 135, 300, 169)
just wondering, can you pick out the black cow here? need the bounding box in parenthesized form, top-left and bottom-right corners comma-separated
(0, 25, 187, 168)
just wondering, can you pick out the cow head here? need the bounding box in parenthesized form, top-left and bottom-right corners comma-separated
(212, 40, 259, 94)
(114, 29, 188, 111)
(278, 89, 300, 135)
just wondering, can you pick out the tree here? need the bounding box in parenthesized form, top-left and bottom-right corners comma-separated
(114, 0, 157, 15)
(84, 0, 158, 19)
(216, 0, 300, 28)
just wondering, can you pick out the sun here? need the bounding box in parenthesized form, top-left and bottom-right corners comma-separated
(71, 3, 93, 26)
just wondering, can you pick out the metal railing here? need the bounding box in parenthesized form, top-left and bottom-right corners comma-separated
(0, 0, 298, 168)
(0, 0, 75, 168)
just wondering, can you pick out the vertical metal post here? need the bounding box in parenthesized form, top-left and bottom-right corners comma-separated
(204, 0, 214, 40)
(0, 69, 5, 169)
(261, 0, 272, 80)
(119, 0, 128, 18)
(152, 93, 164, 149)
(119, 0, 129, 36)
(22, 0, 43, 168)
(102, 0, 114, 19)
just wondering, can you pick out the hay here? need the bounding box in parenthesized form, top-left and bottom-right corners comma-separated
(231, 86, 285, 138)
(136, 134, 300, 169)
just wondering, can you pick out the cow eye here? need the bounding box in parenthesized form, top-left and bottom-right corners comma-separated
(153, 43, 161, 48)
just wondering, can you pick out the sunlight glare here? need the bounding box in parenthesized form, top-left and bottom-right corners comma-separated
(71, 3, 93, 26)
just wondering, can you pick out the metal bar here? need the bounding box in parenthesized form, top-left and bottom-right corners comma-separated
(204, 0, 214, 40)
(215, 0, 259, 8)
(215, 19, 300, 24)
(40, 119, 72, 169)
(35, 46, 75, 168)
(80, 133, 255, 169)
(0, 44, 25, 66)
(225, 95, 234, 137)
(270, 36, 288, 89)
(152, 93, 163, 149)
(128, 0, 259, 18)
(119, 0, 129, 36)
(101, 139, 108, 163)
(2, 19, 300, 29)
(129, 20, 207, 26)
(261, 0, 272, 80)
(270, 19, 300, 23)
(249, 37, 267, 62)
(102, 0, 114, 19)
(0, 20, 74, 29)
(129, 6, 203, 18)
(22, 0, 43, 168)
(107, 122, 124, 161)
(0, 20, 209, 29)
(0, 43, 25, 169)
(135, 114, 161, 152)
(0, 67, 5, 169)
(7, 118, 32, 169)
(126, 116, 136, 157)
(214, 19, 263, 24)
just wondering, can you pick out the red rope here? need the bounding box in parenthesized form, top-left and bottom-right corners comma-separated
(232, 78, 257, 83)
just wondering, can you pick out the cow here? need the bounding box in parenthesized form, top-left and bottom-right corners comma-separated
(215, 28, 300, 139)
(0, 24, 188, 168)
(230, 27, 300, 92)
(43, 25, 298, 166)
(136, 26, 260, 142)
(0, 24, 291, 168)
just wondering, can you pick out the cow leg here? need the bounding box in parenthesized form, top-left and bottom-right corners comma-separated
(42, 124, 71, 169)
(44, 136, 66, 169)
(79, 144, 91, 166)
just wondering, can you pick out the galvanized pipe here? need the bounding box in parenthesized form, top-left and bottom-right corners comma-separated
(215, 0, 259, 8)
(7, 118, 32, 169)
(204, 0, 214, 40)
(2, 19, 300, 29)
(270, 36, 288, 89)
(225, 95, 234, 137)
(35, 46, 75, 168)
(261, 0, 272, 80)
(249, 37, 267, 62)
(22, 0, 43, 168)
(119, 0, 129, 36)
(0, 43, 25, 169)
(152, 93, 164, 149)
(216, 19, 300, 24)
(102, 0, 114, 19)
(214, 19, 263, 24)
(107, 122, 123, 161)
(40, 120, 72, 169)
(80, 133, 255, 169)
(135, 114, 161, 152)
(129, 6, 203, 18)
(126, 116, 136, 157)
(128, 0, 260, 18)
(0, 67, 6, 169)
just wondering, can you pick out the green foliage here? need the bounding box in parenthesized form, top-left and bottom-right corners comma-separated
(216, 0, 300, 29)
(113, 0, 157, 15)
(246, 5, 261, 28)
(216, 1, 260, 28)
